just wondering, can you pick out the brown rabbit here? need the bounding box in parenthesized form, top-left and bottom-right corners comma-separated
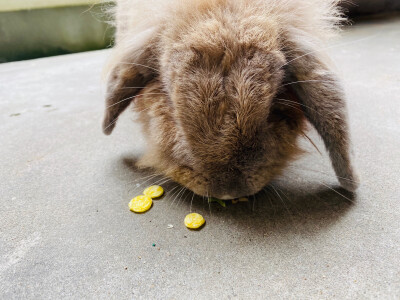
(103, 0, 359, 199)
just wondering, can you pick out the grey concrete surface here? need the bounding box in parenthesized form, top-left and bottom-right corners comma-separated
(1, 16, 399, 300)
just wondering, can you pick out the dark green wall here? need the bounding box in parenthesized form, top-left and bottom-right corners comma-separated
(0, 5, 114, 63)
(345, 0, 400, 16)
(1, 1, 399, 63)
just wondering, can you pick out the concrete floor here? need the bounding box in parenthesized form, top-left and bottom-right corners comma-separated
(1, 16, 399, 300)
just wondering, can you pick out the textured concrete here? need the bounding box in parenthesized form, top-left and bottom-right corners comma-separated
(1, 16, 399, 299)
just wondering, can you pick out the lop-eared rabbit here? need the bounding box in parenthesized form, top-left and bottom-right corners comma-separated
(103, 0, 359, 199)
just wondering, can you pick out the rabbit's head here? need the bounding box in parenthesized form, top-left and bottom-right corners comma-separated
(133, 79, 305, 199)
(103, 0, 359, 198)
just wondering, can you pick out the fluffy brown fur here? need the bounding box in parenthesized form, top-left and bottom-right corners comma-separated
(102, 0, 359, 198)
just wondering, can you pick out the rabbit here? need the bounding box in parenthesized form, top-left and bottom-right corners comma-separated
(102, 0, 360, 199)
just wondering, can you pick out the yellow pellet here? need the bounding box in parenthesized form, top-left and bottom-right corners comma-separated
(184, 213, 205, 229)
(143, 185, 164, 198)
(239, 197, 249, 202)
(129, 195, 153, 213)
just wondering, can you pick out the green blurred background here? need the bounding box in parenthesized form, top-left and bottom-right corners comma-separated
(0, 0, 113, 62)
(1, 0, 399, 63)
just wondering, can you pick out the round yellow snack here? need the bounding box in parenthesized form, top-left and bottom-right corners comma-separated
(129, 195, 153, 213)
(184, 213, 205, 229)
(143, 185, 164, 198)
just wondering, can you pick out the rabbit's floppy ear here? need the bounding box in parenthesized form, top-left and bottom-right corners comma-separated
(285, 45, 359, 191)
(103, 61, 154, 135)
(102, 27, 158, 135)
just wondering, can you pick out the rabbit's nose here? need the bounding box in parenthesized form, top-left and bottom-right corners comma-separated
(208, 170, 251, 199)
(209, 182, 251, 200)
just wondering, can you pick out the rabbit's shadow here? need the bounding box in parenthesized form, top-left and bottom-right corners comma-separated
(115, 155, 356, 237)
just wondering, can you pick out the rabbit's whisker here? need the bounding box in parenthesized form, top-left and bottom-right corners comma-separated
(136, 174, 162, 187)
(103, 116, 120, 132)
(269, 185, 293, 218)
(171, 186, 186, 206)
(120, 86, 156, 90)
(276, 186, 300, 216)
(166, 185, 181, 197)
(276, 98, 320, 115)
(190, 191, 195, 213)
(131, 173, 159, 184)
(289, 165, 360, 184)
(262, 188, 277, 216)
(280, 79, 332, 88)
(165, 185, 182, 206)
(174, 186, 188, 207)
(275, 101, 303, 114)
(274, 33, 378, 76)
(301, 131, 322, 155)
(168, 185, 184, 206)
(318, 181, 355, 203)
(177, 188, 191, 208)
(155, 178, 172, 186)
(133, 107, 152, 114)
(207, 190, 213, 216)
(119, 62, 160, 73)
(106, 93, 167, 109)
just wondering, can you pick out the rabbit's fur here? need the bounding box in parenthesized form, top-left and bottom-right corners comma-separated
(103, 0, 359, 199)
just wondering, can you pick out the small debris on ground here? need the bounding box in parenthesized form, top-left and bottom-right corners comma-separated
(167, 224, 174, 229)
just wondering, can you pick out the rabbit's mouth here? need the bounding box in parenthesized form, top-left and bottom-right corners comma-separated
(218, 194, 239, 200)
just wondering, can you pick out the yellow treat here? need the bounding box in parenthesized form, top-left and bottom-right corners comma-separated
(129, 195, 153, 213)
(239, 197, 249, 202)
(143, 185, 164, 198)
(184, 213, 205, 229)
